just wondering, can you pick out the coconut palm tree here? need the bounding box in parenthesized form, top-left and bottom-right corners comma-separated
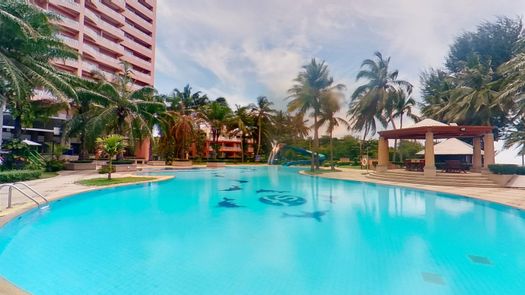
(0, 0, 77, 145)
(250, 96, 274, 160)
(228, 105, 254, 162)
(385, 89, 419, 161)
(167, 84, 209, 111)
(287, 58, 345, 171)
(498, 52, 525, 119)
(348, 52, 412, 158)
(203, 99, 232, 159)
(504, 120, 525, 166)
(420, 69, 456, 121)
(78, 64, 165, 157)
(438, 60, 503, 127)
(316, 92, 349, 170)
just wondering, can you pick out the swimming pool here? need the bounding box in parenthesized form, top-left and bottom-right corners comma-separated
(1, 166, 524, 294)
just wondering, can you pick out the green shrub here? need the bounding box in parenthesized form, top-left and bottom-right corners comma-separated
(111, 160, 134, 165)
(488, 164, 525, 175)
(45, 160, 65, 172)
(0, 170, 42, 183)
(98, 165, 116, 174)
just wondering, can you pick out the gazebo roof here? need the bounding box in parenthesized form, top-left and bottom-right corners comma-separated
(416, 138, 484, 156)
(378, 119, 493, 140)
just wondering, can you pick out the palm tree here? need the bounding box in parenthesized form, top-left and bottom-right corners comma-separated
(250, 96, 274, 160)
(504, 120, 525, 166)
(438, 60, 503, 127)
(316, 92, 349, 170)
(78, 64, 165, 158)
(0, 0, 77, 145)
(386, 89, 419, 161)
(203, 99, 232, 159)
(348, 51, 412, 158)
(228, 105, 254, 162)
(498, 52, 525, 120)
(420, 68, 456, 121)
(287, 58, 345, 171)
(96, 134, 126, 180)
(168, 84, 209, 111)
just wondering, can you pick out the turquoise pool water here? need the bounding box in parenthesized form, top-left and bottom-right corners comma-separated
(1, 166, 525, 294)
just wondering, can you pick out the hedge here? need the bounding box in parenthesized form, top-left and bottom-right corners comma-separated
(488, 164, 525, 175)
(0, 170, 42, 183)
(110, 160, 135, 165)
(70, 160, 94, 163)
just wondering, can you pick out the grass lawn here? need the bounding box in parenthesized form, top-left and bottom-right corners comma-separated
(77, 177, 157, 186)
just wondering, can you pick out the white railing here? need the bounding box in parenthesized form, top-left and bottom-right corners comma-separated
(58, 34, 79, 48)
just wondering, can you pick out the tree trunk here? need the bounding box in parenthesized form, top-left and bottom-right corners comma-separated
(13, 115, 22, 140)
(313, 112, 319, 171)
(240, 135, 244, 163)
(398, 115, 404, 162)
(391, 116, 397, 162)
(0, 96, 6, 149)
(108, 159, 112, 180)
(330, 130, 334, 171)
(79, 132, 90, 160)
(256, 117, 262, 159)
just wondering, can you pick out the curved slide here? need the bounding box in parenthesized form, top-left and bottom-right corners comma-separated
(268, 143, 326, 166)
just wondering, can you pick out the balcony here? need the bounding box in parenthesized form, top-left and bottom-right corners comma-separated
(126, 0, 154, 19)
(50, 0, 80, 13)
(122, 38, 152, 55)
(56, 17, 80, 32)
(124, 10, 153, 33)
(92, 0, 125, 25)
(123, 24, 153, 44)
(58, 35, 80, 50)
(52, 58, 79, 70)
(82, 61, 99, 72)
(97, 36, 124, 55)
(131, 70, 152, 84)
(121, 54, 151, 70)
(98, 53, 121, 69)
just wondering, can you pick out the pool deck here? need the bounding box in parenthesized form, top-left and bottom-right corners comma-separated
(304, 168, 525, 210)
(0, 165, 524, 293)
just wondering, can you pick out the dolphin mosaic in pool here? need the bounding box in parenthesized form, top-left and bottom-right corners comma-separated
(282, 211, 328, 222)
(259, 195, 307, 206)
(256, 189, 289, 194)
(217, 198, 244, 208)
(221, 185, 242, 192)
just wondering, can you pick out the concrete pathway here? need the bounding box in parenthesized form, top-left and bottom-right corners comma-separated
(306, 168, 525, 210)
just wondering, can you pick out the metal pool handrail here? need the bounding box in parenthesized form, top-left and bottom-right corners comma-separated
(0, 182, 48, 209)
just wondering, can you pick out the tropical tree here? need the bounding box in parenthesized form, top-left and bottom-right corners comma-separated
(287, 58, 345, 171)
(385, 89, 419, 161)
(167, 84, 209, 111)
(250, 96, 274, 160)
(77, 63, 165, 158)
(0, 0, 77, 145)
(228, 105, 254, 162)
(348, 51, 412, 157)
(96, 134, 126, 180)
(203, 99, 232, 159)
(420, 68, 456, 121)
(503, 120, 525, 166)
(316, 92, 349, 170)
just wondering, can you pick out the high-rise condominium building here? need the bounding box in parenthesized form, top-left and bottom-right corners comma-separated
(33, 0, 157, 88)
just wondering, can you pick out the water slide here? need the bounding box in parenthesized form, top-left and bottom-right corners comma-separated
(267, 143, 326, 166)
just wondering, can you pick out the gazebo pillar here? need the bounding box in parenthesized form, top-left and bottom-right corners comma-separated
(424, 131, 436, 177)
(376, 136, 389, 172)
(482, 133, 495, 173)
(472, 137, 482, 173)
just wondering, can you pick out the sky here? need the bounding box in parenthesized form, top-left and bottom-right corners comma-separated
(153, 0, 525, 164)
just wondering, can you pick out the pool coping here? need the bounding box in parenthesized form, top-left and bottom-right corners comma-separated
(298, 169, 525, 211)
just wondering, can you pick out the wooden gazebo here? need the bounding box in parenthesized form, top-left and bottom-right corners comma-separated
(377, 120, 495, 176)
